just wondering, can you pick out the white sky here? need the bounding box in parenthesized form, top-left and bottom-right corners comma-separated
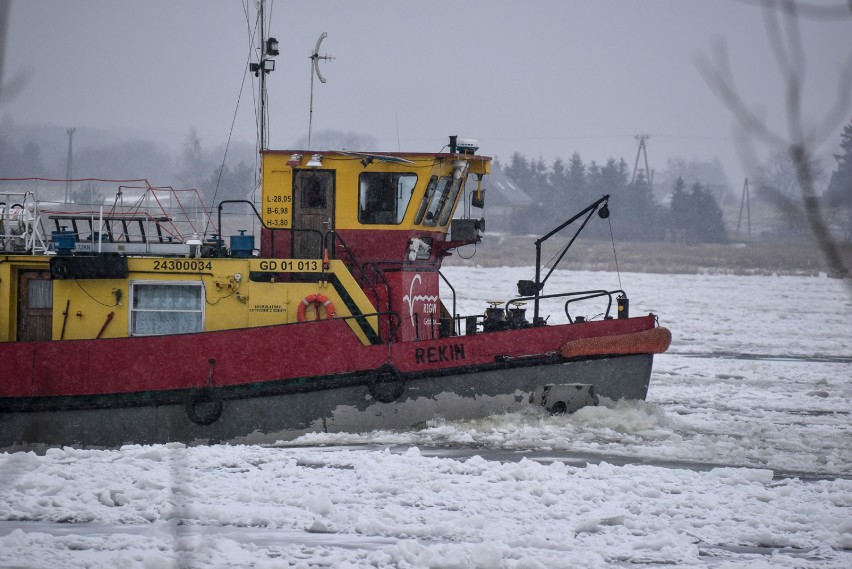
(4, 0, 852, 186)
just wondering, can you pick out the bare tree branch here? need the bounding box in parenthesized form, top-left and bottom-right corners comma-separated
(733, 0, 852, 19)
(702, 1, 852, 288)
(0, 0, 28, 106)
(758, 0, 852, 150)
(816, 52, 852, 147)
(695, 44, 787, 148)
(0, 1, 6, 82)
(790, 143, 849, 277)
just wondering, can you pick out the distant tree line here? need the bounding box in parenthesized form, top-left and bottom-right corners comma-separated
(0, 122, 380, 210)
(752, 117, 852, 242)
(498, 152, 727, 243)
(176, 127, 256, 207)
(0, 119, 256, 208)
(3, 114, 849, 242)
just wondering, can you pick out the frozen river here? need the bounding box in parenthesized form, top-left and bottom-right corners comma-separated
(1, 268, 850, 568)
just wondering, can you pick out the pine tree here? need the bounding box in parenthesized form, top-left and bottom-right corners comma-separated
(178, 127, 206, 191)
(669, 177, 687, 218)
(530, 157, 550, 200)
(550, 157, 569, 201)
(586, 161, 602, 197)
(204, 161, 254, 203)
(689, 182, 727, 243)
(503, 153, 531, 190)
(666, 178, 726, 243)
(566, 153, 589, 205)
(627, 170, 661, 241)
(825, 119, 852, 208)
(668, 176, 689, 243)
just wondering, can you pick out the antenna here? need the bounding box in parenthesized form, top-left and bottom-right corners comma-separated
(64, 127, 76, 204)
(308, 32, 334, 150)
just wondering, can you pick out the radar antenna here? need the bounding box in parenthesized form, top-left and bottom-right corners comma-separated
(308, 32, 334, 150)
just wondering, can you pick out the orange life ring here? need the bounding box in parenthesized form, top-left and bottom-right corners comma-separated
(297, 294, 336, 321)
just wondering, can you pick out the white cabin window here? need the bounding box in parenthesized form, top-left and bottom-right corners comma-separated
(130, 282, 204, 336)
(358, 173, 417, 225)
(414, 176, 438, 224)
(437, 177, 464, 226)
(420, 176, 452, 227)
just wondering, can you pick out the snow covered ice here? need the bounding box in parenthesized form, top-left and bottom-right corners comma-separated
(2, 269, 850, 568)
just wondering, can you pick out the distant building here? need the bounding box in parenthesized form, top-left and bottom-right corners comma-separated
(479, 169, 533, 234)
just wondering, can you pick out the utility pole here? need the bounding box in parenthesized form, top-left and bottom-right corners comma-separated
(736, 178, 752, 239)
(631, 134, 653, 191)
(64, 127, 76, 204)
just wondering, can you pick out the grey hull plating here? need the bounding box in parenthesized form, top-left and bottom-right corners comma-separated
(1, 354, 653, 450)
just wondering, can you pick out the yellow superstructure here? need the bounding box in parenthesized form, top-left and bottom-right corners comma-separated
(1, 147, 491, 348)
(0, 256, 379, 345)
(261, 151, 490, 232)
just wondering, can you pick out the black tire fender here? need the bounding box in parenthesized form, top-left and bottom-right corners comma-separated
(367, 365, 405, 404)
(186, 387, 224, 426)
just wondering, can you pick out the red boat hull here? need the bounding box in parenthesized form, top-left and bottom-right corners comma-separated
(1, 316, 660, 449)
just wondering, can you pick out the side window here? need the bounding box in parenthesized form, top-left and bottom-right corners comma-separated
(358, 173, 417, 225)
(421, 177, 452, 227)
(414, 176, 438, 224)
(130, 282, 204, 336)
(437, 177, 464, 226)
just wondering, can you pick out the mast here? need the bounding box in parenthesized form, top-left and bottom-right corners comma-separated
(259, 0, 266, 153)
(250, 1, 278, 152)
(64, 127, 76, 204)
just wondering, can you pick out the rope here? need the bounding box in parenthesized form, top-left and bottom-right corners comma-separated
(74, 280, 119, 307)
(544, 241, 569, 272)
(456, 242, 477, 260)
(608, 215, 623, 291)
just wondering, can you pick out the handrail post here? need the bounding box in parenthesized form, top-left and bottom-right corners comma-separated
(438, 270, 457, 336)
(534, 241, 542, 323)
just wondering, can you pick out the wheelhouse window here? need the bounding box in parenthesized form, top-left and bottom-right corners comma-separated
(437, 177, 464, 226)
(415, 175, 461, 227)
(358, 172, 417, 225)
(414, 176, 438, 225)
(130, 282, 204, 336)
